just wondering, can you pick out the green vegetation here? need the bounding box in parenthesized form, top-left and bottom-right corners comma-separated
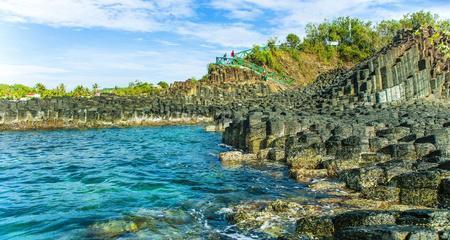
(218, 11, 447, 86)
(245, 11, 450, 70)
(157, 81, 169, 89)
(286, 33, 301, 49)
(106, 80, 166, 96)
(0, 84, 35, 99)
(246, 43, 283, 73)
(0, 80, 171, 100)
(438, 43, 450, 59)
(71, 85, 91, 97)
(302, 11, 449, 62)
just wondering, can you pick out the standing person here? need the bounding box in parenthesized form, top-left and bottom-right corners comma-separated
(223, 53, 227, 58)
(231, 50, 235, 58)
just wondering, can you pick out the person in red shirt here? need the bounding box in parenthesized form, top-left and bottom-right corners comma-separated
(231, 50, 235, 58)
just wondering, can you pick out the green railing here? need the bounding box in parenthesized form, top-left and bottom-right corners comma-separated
(215, 49, 293, 85)
(215, 45, 293, 85)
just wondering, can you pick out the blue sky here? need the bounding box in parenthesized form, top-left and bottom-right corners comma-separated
(0, 0, 449, 89)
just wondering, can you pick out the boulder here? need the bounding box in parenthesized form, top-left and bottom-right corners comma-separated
(334, 225, 439, 240)
(340, 166, 384, 191)
(219, 151, 257, 164)
(397, 209, 450, 227)
(333, 210, 397, 232)
(391, 170, 448, 189)
(296, 216, 334, 238)
(415, 143, 436, 158)
(399, 188, 439, 207)
(362, 186, 400, 202)
(439, 178, 450, 209)
(268, 148, 286, 161)
(286, 148, 322, 169)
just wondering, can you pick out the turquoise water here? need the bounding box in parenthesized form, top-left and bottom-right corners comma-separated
(0, 126, 306, 239)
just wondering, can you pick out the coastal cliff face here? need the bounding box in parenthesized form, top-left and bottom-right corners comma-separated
(168, 65, 285, 96)
(0, 96, 214, 130)
(326, 28, 450, 103)
(0, 65, 282, 130)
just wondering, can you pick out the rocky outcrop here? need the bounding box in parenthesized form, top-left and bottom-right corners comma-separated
(219, 151, 258, 166)
(0, 96, 213, 130)
(0, 65, 283, 130)
(220, 28, 450, 238)
(311, 28, 450, 104)
(332, 209, 449, 240)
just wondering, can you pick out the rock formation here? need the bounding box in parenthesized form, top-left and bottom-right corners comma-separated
(0, 65, 282, 130)
(220, 27, 450, 238)
(1, 27, 449, 239)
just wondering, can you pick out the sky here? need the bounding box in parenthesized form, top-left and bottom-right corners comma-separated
(0, 0, 449, 89)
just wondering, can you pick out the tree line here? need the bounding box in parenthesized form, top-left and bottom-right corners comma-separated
(246, 11, 450, 72)
(0, 81, 170, 100)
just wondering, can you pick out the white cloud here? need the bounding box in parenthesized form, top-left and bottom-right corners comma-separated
(154, 40, 181, 46)
(210, 0, 263, 20)
(426, 5, 450, 20)
(0, 47, 214, 89)
(1, 0, 449, 43)
(0, 64, 67, 77)
(211, 0, 450, 39)
(0, 0, 265, 48)
(0, 64, 68, 87)
(0, 0, 194, 32)
(176, 22, 266, 47)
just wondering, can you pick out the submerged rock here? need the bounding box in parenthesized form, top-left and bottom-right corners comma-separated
(219, 151, 258, 166)
(88, 216, 155, 239)
(86, 209, 206, 239)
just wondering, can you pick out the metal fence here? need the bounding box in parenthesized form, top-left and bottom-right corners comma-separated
(215, 48, 294, 85)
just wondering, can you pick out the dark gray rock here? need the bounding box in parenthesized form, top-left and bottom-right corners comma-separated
(396, 209, 450, 227)
(332, 210, 397, 232)
(335, 225, 439, 240)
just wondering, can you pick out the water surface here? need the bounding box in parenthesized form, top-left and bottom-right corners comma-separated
(0, 126, 306, 239)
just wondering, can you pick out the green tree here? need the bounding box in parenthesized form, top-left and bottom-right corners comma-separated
(437, 19, 450, 35)
(110, 81, 157, 96)
(377, 19, 402, 45)
(0, 84, 10, 98)
(157, 81, 169, 89)
(267, 38, 277, 51)
(92, 83, 99, 93)
(71, 85, 90, 97)
(34, 83, 47, 94)
(302, 16, 381, 62)
(0, 84, 35, 99)
(286, 33, 301, 49)
(55, 83, 66, 96)
(400, 11, 438, 30)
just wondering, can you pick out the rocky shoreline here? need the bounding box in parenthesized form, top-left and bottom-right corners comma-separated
(217, 28, 450, 239)
(0, 115, 214, 131)
(1, 28, 449, 239)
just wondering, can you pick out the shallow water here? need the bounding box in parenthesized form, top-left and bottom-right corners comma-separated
(0, 126, 307, 239)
